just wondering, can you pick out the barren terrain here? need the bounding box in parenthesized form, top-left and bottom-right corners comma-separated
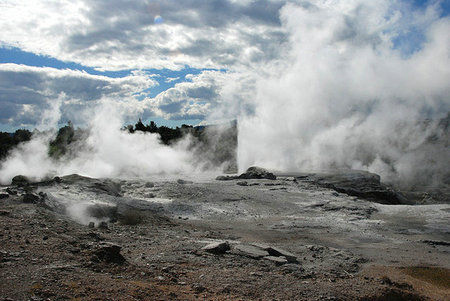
(1, 170, 449, 300)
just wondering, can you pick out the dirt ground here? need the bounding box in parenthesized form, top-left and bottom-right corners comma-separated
(1, 172, 449, 300)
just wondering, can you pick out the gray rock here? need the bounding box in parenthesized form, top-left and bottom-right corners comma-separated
(88, 222, 95, 228)
(11, 175, 30, 186)
(0, 193, 9, 199)
(177, 179, 193, 184)
(236, 181, 248, 186)
(91, 242, 125, 264)
(234, 244, 269, 258)
(250, 243, 298, 263)
(98, 221, 108, 229)
(145, 182, 155, 188)
(264, 256, 288, 265)
(22, 193, 40, 204)
(202, 241, 230, 254)
(215, 175, 235, 181)
(265, 247, 298, 263)
(297, 171, 409, 205)
(239, 166, 276, 180)
(5, 188, 17, 195)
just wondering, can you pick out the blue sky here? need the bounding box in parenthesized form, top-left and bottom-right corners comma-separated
(0, 0, 448, 132)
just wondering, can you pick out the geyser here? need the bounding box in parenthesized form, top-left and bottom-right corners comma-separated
(237, 0, 449, 188)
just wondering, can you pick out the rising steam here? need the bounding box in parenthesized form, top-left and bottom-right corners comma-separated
(0, 99, 197, 184)
(0, 1, 448, 189)
(238, 1, 449, 188)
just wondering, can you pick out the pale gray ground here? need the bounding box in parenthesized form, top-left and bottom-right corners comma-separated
(1, 171, 449, 300)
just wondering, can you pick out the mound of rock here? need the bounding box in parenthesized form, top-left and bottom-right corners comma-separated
(216, 166, 276, 181)
(239, 166, 277, 180)
(91, 242, 125, 264)
(11, 175, 30, 186)
(299, 170, 409, 204)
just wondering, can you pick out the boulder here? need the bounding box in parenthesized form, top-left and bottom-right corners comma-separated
(265, 246, 298, 263)
(98, 221, 108, 229)
(91, 242, 125, 264)
(11, 175, 30, 186)
(0, 193, 8, 199)
(22, 193, 41, 204)
(234, 244, 269, 259)
(239, 167, 276, 180)
(202, 241, 230, 254)
(250, 243, 298, 263)
(236, 181, 248, 186)
(5, 188, 17, 195)
(297, 170, 409, 205)
(215, 175, 236, 181)
(177, 179, 193, 184)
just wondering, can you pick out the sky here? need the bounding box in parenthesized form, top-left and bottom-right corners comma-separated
(0, 0, 449, 132)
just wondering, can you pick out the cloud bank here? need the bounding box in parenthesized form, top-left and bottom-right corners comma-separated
(0, 0, 287, 70)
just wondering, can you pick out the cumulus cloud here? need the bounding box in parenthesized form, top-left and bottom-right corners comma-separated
(0, 0, 287, 70)
(0, 64, 156, 126)
(134, 70, 257, 122)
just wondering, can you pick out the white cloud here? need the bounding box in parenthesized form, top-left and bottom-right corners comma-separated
(0, 0, 288, 70)
(0, 64, 156, 126)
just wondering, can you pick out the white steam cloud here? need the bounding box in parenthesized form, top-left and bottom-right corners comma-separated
(0, 1, 448, 189)
(0, 99, 197, 184)
(238, 1, 450, 187)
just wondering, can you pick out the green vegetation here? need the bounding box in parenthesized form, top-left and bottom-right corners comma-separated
(0, 129, 32, 161)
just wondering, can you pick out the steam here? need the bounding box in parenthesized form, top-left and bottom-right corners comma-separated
(238, 1, 449, 188)
(0, 99, 198, 184)
(1, 1, 448, 189)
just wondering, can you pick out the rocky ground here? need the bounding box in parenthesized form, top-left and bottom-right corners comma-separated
(0, 169, 449, 300)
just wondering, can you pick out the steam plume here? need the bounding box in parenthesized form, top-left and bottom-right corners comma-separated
(238, 1, 449, 188)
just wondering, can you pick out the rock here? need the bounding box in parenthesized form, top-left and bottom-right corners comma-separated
(251, 244, 298, 263)
(91, 242, 125, 264)
(0, 193, 9, 199)
(266, 247, 298, 263)
(11, 175, 30, 186)
(98, 221, 108, 229)
(177, 179, 193, 184)
(5, 188, 17, 195)
(421, 240, 450, 246)
(22, 193, 41, 204)
(236, 181, 248, 186)
(145, 193, 156, 198)
(215, 175, 236, 181)
(92, 181, 122, 196)
(234, 244, 269, 258)
(0, 210, 11, 216)
(297, 171, 409, 205)
(264, 256, 288, 265)
(60, 174, 121, 196)
(145, 182, 155, 188)
(53, 176, 62, 183)
(88, 222, 95, 228)
(239, 166, 276, 180)
(202, 241, 230, 254)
